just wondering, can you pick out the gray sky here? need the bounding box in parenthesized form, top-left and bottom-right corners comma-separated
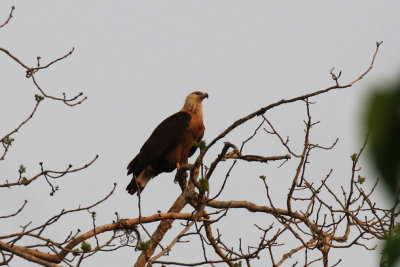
(1, 1, 400, 266)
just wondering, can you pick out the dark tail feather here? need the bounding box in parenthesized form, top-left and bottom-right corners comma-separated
(126, 167, 152, 195)
(127, 155, 140, 176)
(126, 178, 140, 195)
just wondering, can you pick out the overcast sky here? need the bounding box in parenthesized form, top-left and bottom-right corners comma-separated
(1, 1, 400, 266)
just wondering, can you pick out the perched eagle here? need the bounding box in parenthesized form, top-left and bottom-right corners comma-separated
(126, 91, 208, 195)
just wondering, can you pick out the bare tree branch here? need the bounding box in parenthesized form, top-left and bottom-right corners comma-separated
(1, 20, 394, 267)
(0, 6, 14, 28)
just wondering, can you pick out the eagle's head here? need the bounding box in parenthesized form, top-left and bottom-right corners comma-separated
(185, 91, 208, 104)
(183, 91, 208, 114)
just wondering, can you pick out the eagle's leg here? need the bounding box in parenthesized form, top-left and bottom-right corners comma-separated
(179, 172, 188, 191)
(175, 162, 188, 191)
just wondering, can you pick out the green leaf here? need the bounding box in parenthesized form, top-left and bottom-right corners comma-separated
(80, 241, 91, 252)
(350, 153, 358, 162)
(19, 164, 26, 174)
(137, 240, 152, 251)
(199, 177, 209, 193)
(35, 94, 44, 102)
(234, 262, 242, 267)
(365, 83, 400, 195)
(2, 136, 15, 146)
(364, 77, 400, 266)
(259, 175, 266, 180)
(193, 140, 207, 150)
(381, 232, 400, 267)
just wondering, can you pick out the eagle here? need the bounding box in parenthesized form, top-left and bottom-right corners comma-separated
(126, 91, 208, 195)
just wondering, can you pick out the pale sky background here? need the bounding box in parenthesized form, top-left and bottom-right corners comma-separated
(1, 1, 400, 266)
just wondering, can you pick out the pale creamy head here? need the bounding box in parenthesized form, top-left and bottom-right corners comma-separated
(182, 91, 208, 115)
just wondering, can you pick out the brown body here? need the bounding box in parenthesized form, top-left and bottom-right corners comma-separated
(168, 100, 205, 168)
(126, 91, 208, 195)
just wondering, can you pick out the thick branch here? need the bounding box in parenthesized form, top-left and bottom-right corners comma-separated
(0, 241, 62, 267)
(1, 211, 203, 264)
(134, 192, 189, 267)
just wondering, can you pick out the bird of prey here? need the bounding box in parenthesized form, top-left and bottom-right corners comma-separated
(126, 91, 208, 195)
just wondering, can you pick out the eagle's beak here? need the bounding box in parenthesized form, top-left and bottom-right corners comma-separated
(202, 92, 209, 100)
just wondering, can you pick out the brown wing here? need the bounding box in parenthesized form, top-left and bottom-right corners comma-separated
(127, 111, 191, 177)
